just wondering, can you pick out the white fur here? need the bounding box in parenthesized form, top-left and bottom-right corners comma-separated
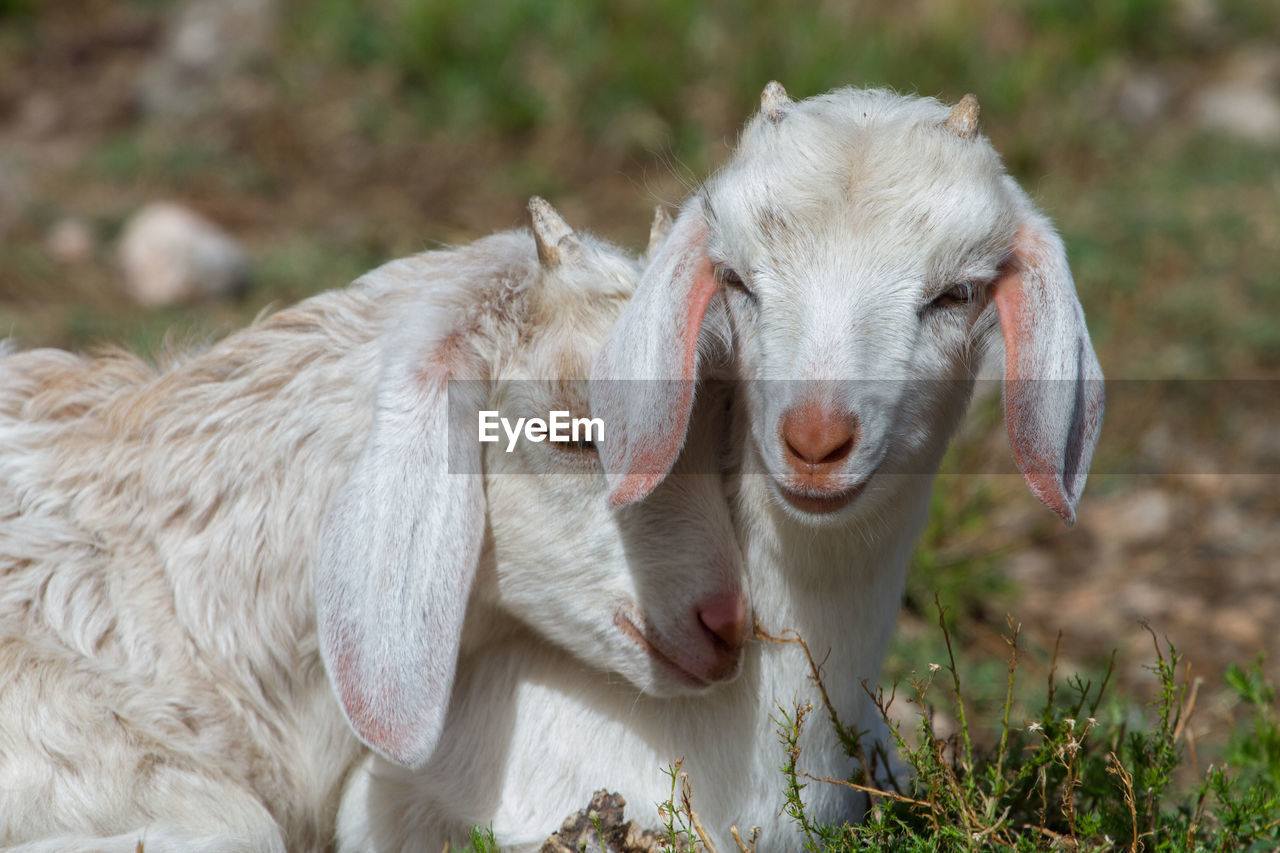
(595, 85, 1103, 846)
(0, 213, 744, 850)
(340, 86, 1105, 852)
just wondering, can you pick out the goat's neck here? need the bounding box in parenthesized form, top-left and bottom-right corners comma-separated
(729, 430, 950, 749)
(350, 445, 945, 852)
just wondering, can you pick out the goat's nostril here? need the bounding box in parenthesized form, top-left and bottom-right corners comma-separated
(822, 435, 856, 465)
(696, 593, 748, 651)
(780, 404, 859, 468)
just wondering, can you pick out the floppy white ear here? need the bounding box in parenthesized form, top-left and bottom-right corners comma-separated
(992, 190, 1105, 526)
(591, 198, 718, 507)
(315, 332, 487, 768)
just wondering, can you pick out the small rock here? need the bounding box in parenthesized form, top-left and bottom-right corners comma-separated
(46, 218, 97, 264)
(1193, 83, 1280, 144)
(541, 790, 663, 853)
(138, 0, 276, 118)
(118, 202, 249, 307)
(1191, 51, 1280, 145)
(1115, 68, 1174, 126)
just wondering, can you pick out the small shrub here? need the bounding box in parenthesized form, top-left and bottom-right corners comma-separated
(769, 602, 1280, 851)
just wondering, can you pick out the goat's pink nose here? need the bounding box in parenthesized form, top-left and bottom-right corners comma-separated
(696, 592, 749, 651)
(780, 402, 859, 474)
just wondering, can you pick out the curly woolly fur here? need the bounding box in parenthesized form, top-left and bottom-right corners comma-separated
(0, 214, 745, 852)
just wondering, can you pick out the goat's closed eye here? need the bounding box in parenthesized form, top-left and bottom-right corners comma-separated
(714, 264, 754, 298)
(555, 436, 598, 454)
(928, 280, 977, 310)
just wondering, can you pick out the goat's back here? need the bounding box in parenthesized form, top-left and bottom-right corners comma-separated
(0, 285, 399, 849)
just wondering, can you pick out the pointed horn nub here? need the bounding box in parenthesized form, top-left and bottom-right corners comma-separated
(647, 205, 673, 256)
(760, 80, 791, 123)
(529, 196, 581, 268)
(944, 93, 981, 139)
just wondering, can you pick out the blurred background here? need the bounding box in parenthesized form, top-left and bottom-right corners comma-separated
(1, 0, 1277, 777)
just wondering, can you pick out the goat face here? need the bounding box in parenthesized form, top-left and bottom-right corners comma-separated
(704, 89, 1017, 520)
(318, 201, 746, 769)
(482, 228, 746, 698)
(593, 86, 1103, 528)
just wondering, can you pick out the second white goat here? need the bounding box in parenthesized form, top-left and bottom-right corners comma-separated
(0, 200, 744, 852)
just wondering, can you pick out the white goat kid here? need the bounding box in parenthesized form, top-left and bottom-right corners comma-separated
(337, 87, 1104, 853)
(0, 200, 745, 852)
(594, 85, 1103, 846)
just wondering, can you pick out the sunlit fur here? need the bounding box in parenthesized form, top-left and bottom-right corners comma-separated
(437, 86, 1101, 852)
(679, 87, 1100, 846)
(706, 88, 1017, 512)
(0, 226, 742, 851)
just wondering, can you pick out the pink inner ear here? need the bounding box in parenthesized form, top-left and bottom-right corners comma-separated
(608, 474, 662, 508)
(678, 242, 717, 375)
(993, 245, 1075, 524)
(328, 629, 410, 763)
(607, 226, 718, 507)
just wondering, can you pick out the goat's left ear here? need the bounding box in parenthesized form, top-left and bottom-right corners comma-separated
(992, 188, 1104, 525)
(315, 326, 488, 769)
(590, 198, 717, 507)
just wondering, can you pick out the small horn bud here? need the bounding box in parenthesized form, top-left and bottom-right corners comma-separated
(647, 205, 673, 256)
(760, 80, 791, 123)
(528, 196, 581, 268)
(943, 93, 981, 139)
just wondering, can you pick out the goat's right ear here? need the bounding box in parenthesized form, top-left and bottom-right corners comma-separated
(591, 198, 718, 507)
(315, 337, 487, 769)
(993, 193, 1105, 526)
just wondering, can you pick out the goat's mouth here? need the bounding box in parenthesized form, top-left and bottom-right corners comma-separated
(775, 477, 869, 515)
(613, 609, 715, 690)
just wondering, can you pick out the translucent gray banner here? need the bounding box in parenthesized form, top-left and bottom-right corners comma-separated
(442, 379, 1279, 476)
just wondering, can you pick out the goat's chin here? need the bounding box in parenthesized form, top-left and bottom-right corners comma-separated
(629, 658, 744, 698)
(770, 472, 875, 524)
(612, 608, 743, 695)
